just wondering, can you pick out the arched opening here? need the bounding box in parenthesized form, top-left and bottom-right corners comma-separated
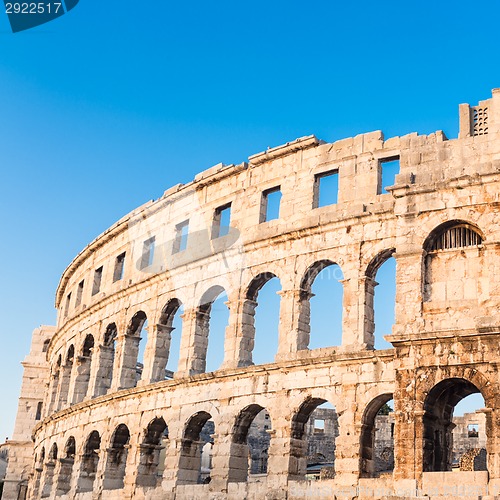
(197, 286, 229, 373)
(359, 394, 394, 477)
(365, 250, 396, 350)
(136, 417, 169, 488)
(32, 447, 45, 498)
(103, 424, 131, 490)
(291, 398, 339, 480)
(423, 378, 487, 472)
(57, 345, 74, 409)
(48, 355, 62, 413)
(423, 221, 483, 303)
(158, 299, 183, 378)
(77, 431, 100, 493)
(229, 405, 272, 482)
(178, 412, 214, 484)
(120, 311, 147, 388)
(72, 335, 94, 404)
(299, 261, 344, 350)
(242, 273, 282, 365)
(41, 443, 57, 498)
(95, 323, 118, 396)
(56, 436, 76, 495)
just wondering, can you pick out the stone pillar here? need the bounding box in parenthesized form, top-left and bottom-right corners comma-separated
(55, 360, 73, 410)
(140, 324, 173, 384)
(275, 289, 303, 359)
(113, 334, 141, 390)
(334, 404, 361, 487)
(359, 276, 377, 349)
(222, 298, 253, 369)
(70, 355, 92, 404)
(175, 309, 201, 378)
(340, 275, 361, 349)
(161, 437, 183, 498)
(88, 344, 114, 397)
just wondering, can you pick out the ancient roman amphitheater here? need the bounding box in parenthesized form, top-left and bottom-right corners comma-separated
(4, 90, 500, 500)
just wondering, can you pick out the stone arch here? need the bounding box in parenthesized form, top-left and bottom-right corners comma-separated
(422, 220, 484, 303)
(41, 443, 58, 498)
(48, 355, 62, 413)
(57, 345, 74, 409)
(156, 298, 183, 379)
(72, 334, 94, 404)
(298, 260, 344, 350)
(94, 323, 118, 396)
(421, 377, 489, 472)
(195, 286, 228, 373)
(359, 393, 393, 477)
(55, 436, 76, 495)
(103, 424, 131, 490)
(240, 272, 282, 365)
(364, 249, 396, 350)
(120, 311, 147, 388)
(178, 411, 214, 484)
(77, 430, 100, 493)
(290, 396, 339, 479)
(228, 404, 272, 482)
(136, 417, 169, 488)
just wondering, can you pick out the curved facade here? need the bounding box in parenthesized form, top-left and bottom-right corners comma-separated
(7, 90, 500, 499)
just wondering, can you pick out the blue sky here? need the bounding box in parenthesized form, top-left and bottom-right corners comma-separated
(0, 0, 496, 440)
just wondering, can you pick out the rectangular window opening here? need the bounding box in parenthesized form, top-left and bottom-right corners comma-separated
(314, 170, 339, 208)
(173, 221, 189, 254)
(379, 157, 400, 194)
(468, 423, 479, 438)
(140, 237, 155, 269)
(313, 418, 325, 433)
(91, 266, 103, 296)
(212, 203, 231, 239)
(260, 186, 282, 222)
(64, 293, 71, 317)
(75, 280, 84, 307)
(113, 252, 126, 282)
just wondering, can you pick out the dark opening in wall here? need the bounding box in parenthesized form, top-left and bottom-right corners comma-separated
(173, 221, 189, 253)
(113, 252, 126, 282)
(91, 267, 103, 296)
(35, 401, 43, 420)
(140, 237, 155, 269)
(378, 157, 400, 194)
(314, 170, 339, 208)
(260, 187, 281, 222)
(64, 293, 71, 317)
(212, 203, 231, 238)
(75, 280, 84, 307)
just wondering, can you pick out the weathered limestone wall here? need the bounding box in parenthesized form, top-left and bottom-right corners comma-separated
(10, 89, 500, 499)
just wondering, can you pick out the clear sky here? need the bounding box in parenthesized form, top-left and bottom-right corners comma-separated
(0, 0, 496, 441)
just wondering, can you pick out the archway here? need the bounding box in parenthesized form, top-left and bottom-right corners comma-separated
(103, 424, 130, 490)
(291, 398, 338, 480)
(158, 298, 183, 378)
(55, 436, 75, 495)
(197, 286, 229, 373)
(72, 334, 94, 403)
(423, 378, 487, 472)
(243, 273, 282, 365)
(136, 417, 169, 488)
(299, 261, 344, 350)
(178, 411, 214, 484)
(229, 404, 272, 482)
(77, 431, 100, 493)
(359, 394, 394, 477)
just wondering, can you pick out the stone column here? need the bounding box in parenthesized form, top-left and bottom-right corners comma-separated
(140, 324, 173, 384)
(275, 289, 304, 360)
(221, 298, 253, 369)
(334, 403, 361, 487)
(113, 334, 141, 390)
(88, 344, 114, 397)
(160, 437, 183, 498)
(175, 309, 201, 378)
(359, 276, 377, 349)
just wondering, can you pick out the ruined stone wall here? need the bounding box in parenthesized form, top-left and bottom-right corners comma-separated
(14, 89, 500, 499)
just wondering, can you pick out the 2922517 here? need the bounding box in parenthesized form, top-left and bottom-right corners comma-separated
(5, 3, 63, 14)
